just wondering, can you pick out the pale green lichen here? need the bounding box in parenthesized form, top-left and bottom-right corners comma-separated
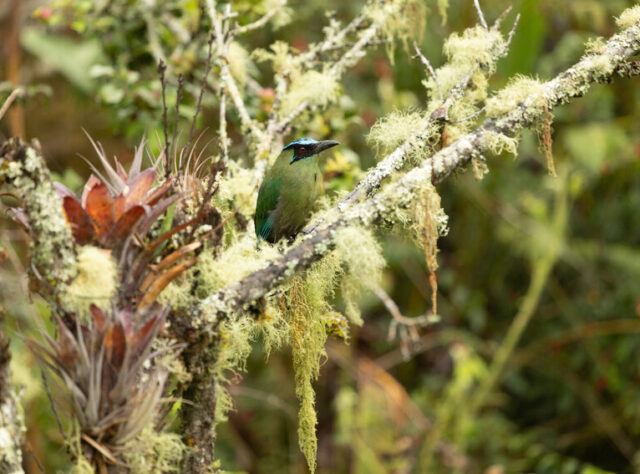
(228, 41, 251, 87)
(69, 423, 93, 474)
(409, 181, 449, 273)
(212, 314, 255, 423)
(584, 36, 607, 55)
(287, 266, 331, 474)
(485, 75, 546, 118)
(443, 26, 504, 72)
(159, 236, 280, 310)
(122, 425, 186, 473)
(583, 53, 615, 76)
(366, 0, 427, 58)
(615, 5, 640, 29)
(216, 160, 257, 219)
(283, 225, 384, 472)
(333, 226, 384, 325)
(198, 236, 280, 292)
(257, 302, 289, 358)
(252, 41, 293, 74)
(62, 245, 117, 318)
(0, 143, 77, 287)
(485, 130, 520, 156)
(0, 388, 25, 474)
(367, 110, 432, 158)
(281, 70, 340, 116)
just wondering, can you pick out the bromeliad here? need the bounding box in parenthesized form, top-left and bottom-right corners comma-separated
(255, 138, 339, 243)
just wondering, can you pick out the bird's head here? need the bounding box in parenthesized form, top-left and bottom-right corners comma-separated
(283, 138, 339, 164)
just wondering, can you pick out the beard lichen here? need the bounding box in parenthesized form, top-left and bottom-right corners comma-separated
(333, 226, 385, 325)
(283, 225, 384, 472)
(62, 245, 117, 319)
(280, 70, 340, 116)
(122, 425, 186, 473)
(286, 267, 331, 474)
(443, 26, 504, 73)
(407, 182, 449, 314)
(366, 0, 427, 60)
(212, 313, 255, 424)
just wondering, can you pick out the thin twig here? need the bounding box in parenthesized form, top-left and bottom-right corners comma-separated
(157, 62, 171, 177)
(233, 0, 286, 35)
(473, 0, 488, 30)
(41, 369, 68, 444)
(185, 31, 216, 166)
(492, 5, 513, 30)
(0, 87, 22, 122)
(413, 41, 442, 102)
(169, 74, 184, 165)
(504, 13, 521, 51)
(453, 105, 486, 124)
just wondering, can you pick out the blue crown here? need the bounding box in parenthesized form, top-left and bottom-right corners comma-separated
(282, 138, 318, 151)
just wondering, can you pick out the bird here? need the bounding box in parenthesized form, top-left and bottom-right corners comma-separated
(255, 138, 339, 243)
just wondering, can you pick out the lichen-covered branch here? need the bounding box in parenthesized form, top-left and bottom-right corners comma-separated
(198, 15, 640, 322)
(0, 326, 25, 474)
(0, 138, 77, 292)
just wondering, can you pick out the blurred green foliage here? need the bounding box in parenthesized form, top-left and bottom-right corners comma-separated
(2, 0, 640, 472)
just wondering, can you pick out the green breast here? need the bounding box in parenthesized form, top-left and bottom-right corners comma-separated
(254, 153, 322, 242)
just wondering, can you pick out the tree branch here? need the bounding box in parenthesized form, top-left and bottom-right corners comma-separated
(0, 138, 77, 293)
(197, 17, 640, 323)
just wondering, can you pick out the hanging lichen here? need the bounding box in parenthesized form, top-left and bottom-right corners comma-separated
(287, 268, 331, 474)
(366, 0, 427, 60)
(333, 226, 385, 325)
(537, 106, 557, 177)
(283, 226, 384, 472)
(211, 313, 255, 424)
(409, 182, 449, 314)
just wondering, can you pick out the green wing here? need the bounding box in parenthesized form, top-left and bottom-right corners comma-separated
(254, 177, 281, 241)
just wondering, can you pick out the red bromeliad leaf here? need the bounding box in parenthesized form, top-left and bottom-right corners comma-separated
(143, 178, 173, 207)
(85, 181, 115, 240)
(105, 205, 146, 247)
(117, 307, 134, 337)
(63, 196, 94, 244)
(114, 169, 156, 221)
(125, 169, 156, 209)
(81, 175, 101, 208)
(90, 305, 107, 332)
(105, 323, 126, 370)
(128, 316, 163, 360)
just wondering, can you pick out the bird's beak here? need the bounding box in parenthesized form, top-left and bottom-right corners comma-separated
(315, 140, 340, 154)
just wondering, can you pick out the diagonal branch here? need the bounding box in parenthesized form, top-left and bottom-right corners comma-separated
(196, 17, 640, 322)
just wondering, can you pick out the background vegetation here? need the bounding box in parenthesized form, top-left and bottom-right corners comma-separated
(1, 0, 640, 472)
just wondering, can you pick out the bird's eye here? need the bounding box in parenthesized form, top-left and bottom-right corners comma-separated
(299, 147, 306, 152)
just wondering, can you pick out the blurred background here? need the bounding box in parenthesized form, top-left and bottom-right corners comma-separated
(2, 0, 640, 472)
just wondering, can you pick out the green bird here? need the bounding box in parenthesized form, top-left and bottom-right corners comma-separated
(255, 138, 339, 243)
